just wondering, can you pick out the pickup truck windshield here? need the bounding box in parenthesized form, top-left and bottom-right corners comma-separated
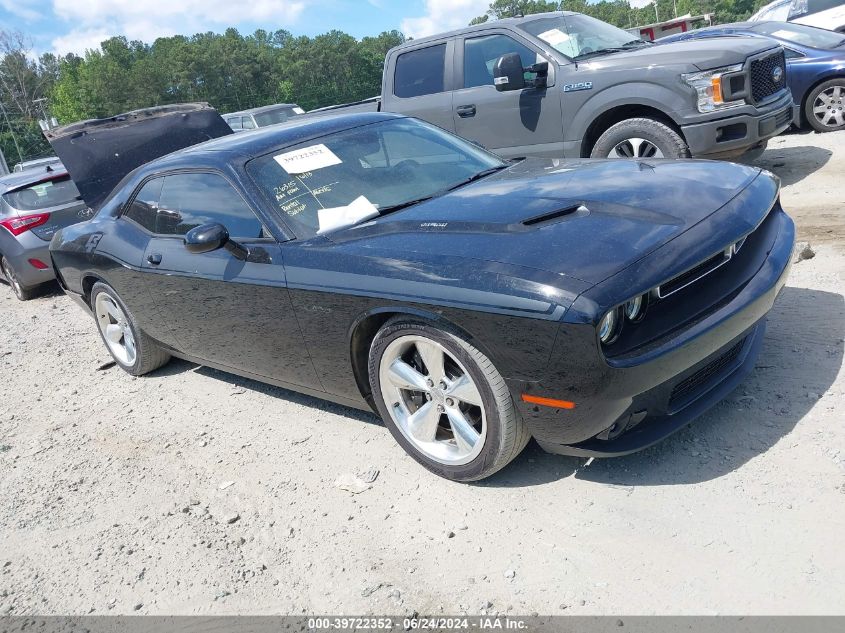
(519, 14, 647, 59)
(246, 118, 506, 237)
(254, 106, 304, 127)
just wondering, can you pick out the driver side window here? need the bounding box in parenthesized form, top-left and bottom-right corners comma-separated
(463, 34, 540, 89)
(157, 173, 266, 239)
(124, 173, 267, 239)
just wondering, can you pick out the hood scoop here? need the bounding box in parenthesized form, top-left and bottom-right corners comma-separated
(522, 203, 588, 227)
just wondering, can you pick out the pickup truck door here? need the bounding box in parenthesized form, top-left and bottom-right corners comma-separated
(452, 32, 565, 160)
(385, 39, 456, 132)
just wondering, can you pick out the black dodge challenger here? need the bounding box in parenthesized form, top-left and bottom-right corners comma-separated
(48, 105, 794, 481)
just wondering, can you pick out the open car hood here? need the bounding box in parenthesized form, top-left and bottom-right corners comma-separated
(44, 103, 232, 211)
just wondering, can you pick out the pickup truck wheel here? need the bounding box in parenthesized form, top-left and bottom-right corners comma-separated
(805, 79, 845, 133)
(591, 117, 690, 159)
(369, 318, 530, 482)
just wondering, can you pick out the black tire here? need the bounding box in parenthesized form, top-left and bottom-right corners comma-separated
(803, 78, 845, 133)
(368, 317, 530, 481)
(1, 256, 39, 301)
(590, 117, 690, 159)
(90, 282, 171, 376)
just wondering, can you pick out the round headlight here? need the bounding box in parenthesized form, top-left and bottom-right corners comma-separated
(598, 309, 619, 344)
(625, 295, 646, 321)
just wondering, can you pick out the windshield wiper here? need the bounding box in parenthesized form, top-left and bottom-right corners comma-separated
(376, 195, 437, 215)
(370, 165, 507, 218)
(573, 47, 626, 60)
(445, 165, 508, 192)
(573, 40, 649, 60)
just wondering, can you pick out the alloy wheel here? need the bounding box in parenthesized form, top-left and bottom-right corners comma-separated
(95, 292, 137, 366)
(378, 335, 486, 466)
(812, 85, 845, 129)
(607, 137, 665, 159)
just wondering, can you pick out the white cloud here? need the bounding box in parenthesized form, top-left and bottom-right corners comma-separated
(51, 29, 113, 55)
(629, 0, 654, 7)
(0, 0, 40, 22)
(401, 0, 490, 39)
(49, 0, 306, 54)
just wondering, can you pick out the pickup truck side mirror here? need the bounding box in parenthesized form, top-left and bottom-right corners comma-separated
(494, 53, 526, 91)
(184, 222, 250, 260)
(494, 53, 549, 92)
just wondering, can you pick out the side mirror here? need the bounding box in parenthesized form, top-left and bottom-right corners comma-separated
(184, 222, 229, 254)
(184, 222, 250, 260)
(529, 61, 549, 88)
(493, 53, 526, 92)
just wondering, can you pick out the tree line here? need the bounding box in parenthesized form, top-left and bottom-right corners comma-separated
(2, 0, 765, 166)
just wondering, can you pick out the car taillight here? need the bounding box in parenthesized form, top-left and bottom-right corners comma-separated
(0, 212, 51, 236)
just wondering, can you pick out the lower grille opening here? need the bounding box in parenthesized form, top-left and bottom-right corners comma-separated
(669, 338, 745, 409)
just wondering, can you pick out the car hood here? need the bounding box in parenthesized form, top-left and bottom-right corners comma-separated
(329, 158, 763, 286)
(598, 38, 778, 71)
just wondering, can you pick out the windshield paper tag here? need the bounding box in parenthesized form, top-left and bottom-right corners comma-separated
(274, 144, 341, 174)
(317, 195, 379, 235)
(292, 107, 305, 114)
(538, 28, 578, 57)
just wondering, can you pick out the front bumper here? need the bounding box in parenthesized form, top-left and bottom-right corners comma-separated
(681, 91, 793, 159)
(517, 207, 795, 457)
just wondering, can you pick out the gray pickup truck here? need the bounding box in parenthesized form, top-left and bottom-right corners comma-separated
(323, 11, 794, 160)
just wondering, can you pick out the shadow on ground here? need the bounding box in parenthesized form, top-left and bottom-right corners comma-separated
(484, 285, 844, 488)
(744, 144, 832, 186)
(150, 358, 381, 426)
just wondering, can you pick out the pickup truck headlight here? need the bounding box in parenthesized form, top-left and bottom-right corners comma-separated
(683, 64, 744, 113)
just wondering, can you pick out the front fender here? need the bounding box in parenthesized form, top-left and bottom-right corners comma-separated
(567, 81, 690, 145)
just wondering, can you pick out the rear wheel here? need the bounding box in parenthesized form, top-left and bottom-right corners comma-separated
(90, 282, 170, 375)
(1, 256, 38, 301)
(804, 79, 845, 133)
(591, 117, 690, 159)
(369, 318, 529, 481)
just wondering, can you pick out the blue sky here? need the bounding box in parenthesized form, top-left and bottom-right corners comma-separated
(0, 0, 497, 57)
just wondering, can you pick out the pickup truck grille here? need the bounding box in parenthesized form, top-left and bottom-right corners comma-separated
(749, 50, 786, 103)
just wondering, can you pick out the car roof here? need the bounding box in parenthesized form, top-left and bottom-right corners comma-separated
(157, 112, 405, 166)
(225, 104, 300, 117)
(394, 11, 578, 46)
(0, 165, 70, 195)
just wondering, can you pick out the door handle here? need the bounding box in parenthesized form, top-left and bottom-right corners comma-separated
(456, 105, 476, 118)
(147, 253, 162, 266)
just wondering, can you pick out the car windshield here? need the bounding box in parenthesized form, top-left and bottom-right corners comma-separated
(3, 176, 82, 211)
(750, 0, 791, 21)
(253, 106, 304, 127)
(246, 118, 506, 238)
(751, 21, 845, 48)
(519, 14, 648, 59)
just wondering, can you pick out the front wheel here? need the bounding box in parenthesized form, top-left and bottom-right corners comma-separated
(590, 117, 690, 159)
(90, 282, 171, 376)
(804, 79, 845, 133)
(368, 318, 529, 481)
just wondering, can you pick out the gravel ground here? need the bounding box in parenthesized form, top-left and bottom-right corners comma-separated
(1, 130, 844, 616)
